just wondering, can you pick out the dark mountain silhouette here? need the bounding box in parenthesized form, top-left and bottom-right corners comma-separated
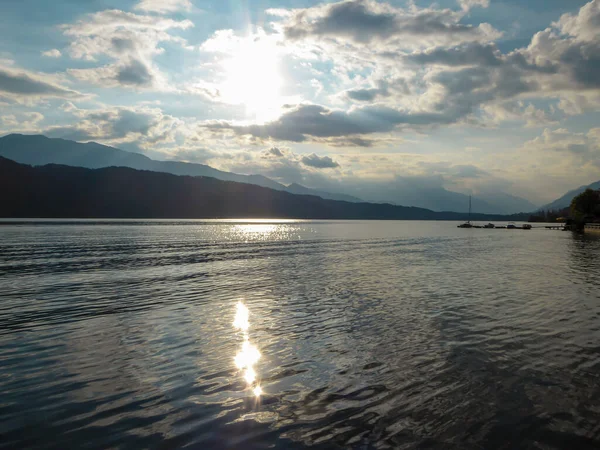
(0, 157, 528, 220)
(541, 180, 600, 211)
(0, 134, 538, 211)
(0, 134, 361, 203)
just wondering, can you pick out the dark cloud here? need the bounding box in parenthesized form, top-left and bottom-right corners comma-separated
(98, 108, 155, 137)
(346, 86, 387, 102)
(116, 59, 154, 86)
(431, 66, 492, 95)
(345, 79, 408, 103)
(111, 38, 137, 53)
(0, 67, 79, 98)
(419, 55, 543, 123)
(285, 0, 396, 42)
(206, 103, 455, 143)
(301, 153, 340, 168)
(557, 41, 600, 88)
(282, 0, 499, 45)
(267, 147, 284, 157)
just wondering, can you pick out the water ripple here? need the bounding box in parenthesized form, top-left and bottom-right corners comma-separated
(1, 221, 599, 449)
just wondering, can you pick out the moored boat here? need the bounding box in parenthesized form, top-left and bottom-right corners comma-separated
(457, 195, 474, 228)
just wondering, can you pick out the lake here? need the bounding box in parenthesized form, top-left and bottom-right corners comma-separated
(1, 220, 599, 449)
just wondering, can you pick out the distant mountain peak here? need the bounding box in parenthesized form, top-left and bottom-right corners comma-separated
(541, 180, 600, 211)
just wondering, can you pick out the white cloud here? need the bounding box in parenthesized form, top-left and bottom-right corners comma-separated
(61, 10, 193, 89)
(0, 112, 45, 133)
(134, 0, 193, 14)
(42, 49, 62, 58)
(481, 101, 558, 128)
(458, 0, 490, 12)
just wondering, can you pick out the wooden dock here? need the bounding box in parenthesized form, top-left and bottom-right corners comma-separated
(584, 223, 600, 233)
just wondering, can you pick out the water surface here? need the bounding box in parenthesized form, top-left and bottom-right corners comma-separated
(1, 220, 599, 449)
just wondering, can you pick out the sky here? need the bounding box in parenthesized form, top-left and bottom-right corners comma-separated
(0, 0, 599, 205)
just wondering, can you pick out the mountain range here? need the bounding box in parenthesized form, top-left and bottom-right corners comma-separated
(0, 134, 593, 215)
(0, 157, 529, 221)
(540, 180, 600, 211)
(0, 134, 360, 203)
(358, 183, 537, 216)
(0, 134, 538, 214)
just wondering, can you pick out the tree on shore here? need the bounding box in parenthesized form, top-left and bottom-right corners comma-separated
(570, 188, 600, 219)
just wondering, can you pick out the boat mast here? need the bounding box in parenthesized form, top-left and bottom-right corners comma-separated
(468, 195, 471, 223)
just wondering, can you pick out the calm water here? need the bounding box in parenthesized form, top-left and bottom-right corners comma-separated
(1, 220, 600, 449)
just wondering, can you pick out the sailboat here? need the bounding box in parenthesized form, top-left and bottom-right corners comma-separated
(457, 195, 474, 228)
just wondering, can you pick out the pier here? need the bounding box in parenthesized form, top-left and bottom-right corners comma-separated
(585, 223, 600, 233)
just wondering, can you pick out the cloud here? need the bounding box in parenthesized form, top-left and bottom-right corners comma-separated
(258, 1, 600, 137)
(396, 0, 600, 124)
(512, 127, 600, 196)
(43, 105, 183, 148)
(458, 0, 490, 12)
(344, 78, 409, 103)
(216, 147, 343, 186)
(523, 1, 600, 93)
(346, 86, 388, 102)
(482, 101, 557, 127)
(61, 10, 193, 89)
(406, 43, 501, 67)
(278, 0, 501, 47)
(205, 103, 456, 144)
(0, 112, 44, 133)
(69, 59, 161, 89)
(134, 0, 192, 14)
(42, 49, 62, 58)
(267, 147, 284, 157)
(116, 59, 154, 86)
(527, 127, 600, 159)
(310, 78, 324, 96)
(301, 153, 340, 168)
(198, 1, 600, 147)
(0, 65, 80, 100)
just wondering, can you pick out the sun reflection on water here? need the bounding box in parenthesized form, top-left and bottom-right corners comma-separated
(233, 301, 262, 397)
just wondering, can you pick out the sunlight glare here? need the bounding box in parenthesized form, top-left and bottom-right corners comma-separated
(221, 35, 283, 122)
(233, 301, 264, 398)
(244, 367, 257, 384)
(234, 339, 261, 369)
(233, 301, 250, 331)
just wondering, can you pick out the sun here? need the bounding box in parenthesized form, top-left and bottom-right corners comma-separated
(220, 36, 284, 123)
